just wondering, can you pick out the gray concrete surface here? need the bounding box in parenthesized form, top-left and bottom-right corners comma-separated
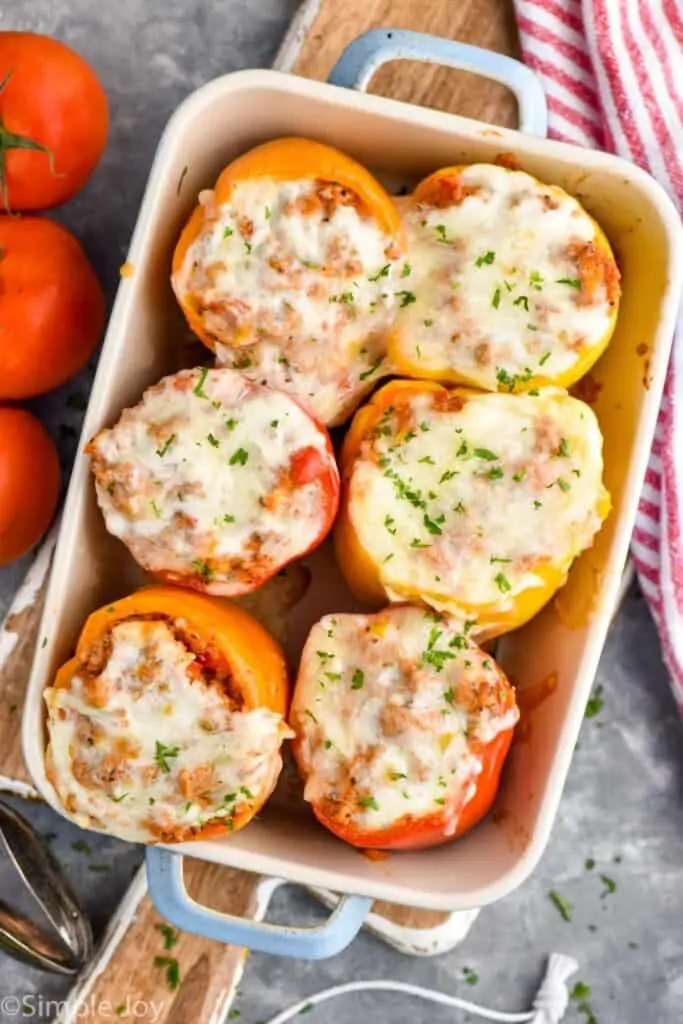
(1, 3, 682, 1023)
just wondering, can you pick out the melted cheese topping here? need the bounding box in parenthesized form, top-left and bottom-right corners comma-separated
(89, 367, 337, 594)
(292, 606, 518, 835)
(215, 331, 387, 428)
(174, 177, 404, 423)
(45, 618, 291, 843)
(392, 164, 620, 389)
(347, 388, 609, 616)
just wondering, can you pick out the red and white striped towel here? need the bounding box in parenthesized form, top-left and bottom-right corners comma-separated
(513, 0, 683, 705)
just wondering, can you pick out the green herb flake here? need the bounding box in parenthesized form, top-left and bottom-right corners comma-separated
(570, 982, 592, 1002)
(533, 499, 543, 509)
(474, 447, 498, 461)
(585, 858, 596, 871)
(71, 840, 92, 855)
(300, 1004, 315, 1015)
(494, 572, 512, 594)
(193, 367, 209, 398)
(244, 241, 252, 255)
(401, 263, 412, 278)
(207, 433, 220, 448)
(229, 447, 249, 466)
(389, 771, 407, 781)
(539, 351, 552, 366)
(156, 923, 179, 950)
(512, 468, 527, 482)
(396, 290, 417, 308)
(435, 224, 448, 242)
(444, 686, 455, 705)
(529, 270, 544, 290)
(557, 277, 582, 289)
(359, 796, 379, 811)
(492, 286, 502, 309)
(264, 206, 272, 220)
(223, 514, 235, 524)
(223, 226, 234, 239)
(384, 515, 397, 535)
(434, 797, 446, 805)
(191, 559, 214, 581)
(600, 874, 616, 897)
(463, 967, 479, 986)
(156, 434, 177, 458)
(513, 295, 530, 311)
(556, 477, 571, 492)
(359, 358, 382, 382)
(475, 250, 495, 267)
(323, 739, 333, 749)
(153, 956, 181, 991)
(351, 669, 364, 690)
(423, 513, 445, 535)
(487, 465, 504, 480)
(422, 627, 456, 672)
(176, 166, 189, 195)
(155, 741, 181, 773)
(423, 318, 434, 327)
(116, 1006, 127, 1018)
(368, 263, 391, 282)
(549, 889, 573, 922)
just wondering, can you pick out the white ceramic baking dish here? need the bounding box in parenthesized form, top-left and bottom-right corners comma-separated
(22, 29, 683, 958)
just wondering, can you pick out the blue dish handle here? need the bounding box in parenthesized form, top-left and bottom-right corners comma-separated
(328, 28, 548, 137)
(146, 847, 371, 959)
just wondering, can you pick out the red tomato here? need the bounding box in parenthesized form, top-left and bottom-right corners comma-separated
(0, 216, 105, 399)
(0, 407, 60, 565)
(0, 32, 108, 210)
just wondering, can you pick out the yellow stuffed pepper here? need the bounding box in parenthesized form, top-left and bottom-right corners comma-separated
(334, 380, 611, 639)
(388, 162, 620, 393)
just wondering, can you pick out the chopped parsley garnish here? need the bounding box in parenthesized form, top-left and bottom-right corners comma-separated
(305, 709, 318, 723)
(244, 241, 252, 255)
(473, 447, 498, 461)
(207, 433, 220, 448)
(71, 840, 92, 855)
(155, 741, 180, 773)
(496, 366, 533, 390)
(382, 553, 394, 563)
(384, 515, 397, 535)
(316, 650, 333, 662)
(420, 421, 430, 432)
(359, 796, 379, 811)
(351, 669, 364, 689)
(264, 206, 272, 220)
(270, 419, 279, 428)
(527, 322, 538, 331)
(411, 538, 429, 548)
(359, 357, 382, 381)
(422, 627, 456, 672)
(389, 771, 407, 781)
(549, 889, 573, 921)
(368, 263, 391, 282)
(418, 455, 435, 465)
(156, 434, 177, 457)
(225, 417, 238, 431)
(570, 982, 592, 1003)
(492, 286, 502, 309)
(463, 968, 479, 986)
(156, 924, 179, 950)
(556, 477, 571, 492)
(435, 224, 448, 242)
(153, 956, 181, 991)
(487, 465, 504, 480)
(401, 263, 412, 277)
(423, 513, 445, 535)
(585, 858, 596, 870)
(600, 874, 617, 897)
(396, 290, 416, 307)
(223, 226, 233, 238)
(440, 469, 457, 483)
(150, 500, 162, 518)
(490, 555, 512, 564)
(444, 686, 455, 705)
(229, 447, 249, 466)
(233, 353, 252, 369)
(324, 672, 342, 683)
(529, 270, 544, 290)
(557, 277, 582, 289)
(423, 318, 434, 327)
(240, 786, 254, 799)
(556, 438, 570, 457)
(585, 685, 604, 718)
(513, 295, 529, 311)
(193, 367, 209, 397)
(453, 500, 466, 514)
(434, 797, 446, 805)
(475, 250, 495, 267)
(513, 468, 527, 482)
(192, 559, 214, 581)
(533, 499, 543, 509)
(494, 572, 512, 594)
(324, 739, 333, 749)
(539, 351, 552, 366)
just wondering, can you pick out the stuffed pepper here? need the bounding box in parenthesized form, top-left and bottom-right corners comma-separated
(87, 367, 339, 595)
(389, 162, 620, 391)
(335, 380, 610, 638)
(171, 138, 405, 426)
(44, 587, 291, 843)
(290, 605, 518, 849)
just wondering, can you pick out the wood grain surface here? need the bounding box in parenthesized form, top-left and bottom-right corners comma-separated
(0, 1, 518, 1014)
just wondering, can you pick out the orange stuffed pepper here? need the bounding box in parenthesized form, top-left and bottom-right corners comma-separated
(335, 379, 610, 639)
(290, 605, 518, 850)
(389, 162, 620, 392)
(171, 138, 406, 426)
(45, 587, 291, 844)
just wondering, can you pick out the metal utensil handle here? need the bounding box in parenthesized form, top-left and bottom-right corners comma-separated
(146, 848, 371, 959)
(328, 28, 548, 137)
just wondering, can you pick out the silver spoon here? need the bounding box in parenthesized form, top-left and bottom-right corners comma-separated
(0, 800, 93, 974)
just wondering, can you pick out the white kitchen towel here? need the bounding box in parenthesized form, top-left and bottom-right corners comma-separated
(513, 0, 683, 703)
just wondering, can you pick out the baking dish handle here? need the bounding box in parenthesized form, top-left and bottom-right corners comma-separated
(145, 848, 371, 959)
(328, 28, 548, 137)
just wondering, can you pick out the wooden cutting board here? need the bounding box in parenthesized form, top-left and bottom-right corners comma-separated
(0, 0, 520, 1018)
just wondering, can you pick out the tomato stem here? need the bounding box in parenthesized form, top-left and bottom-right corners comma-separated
(0, 69, 57, 211)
